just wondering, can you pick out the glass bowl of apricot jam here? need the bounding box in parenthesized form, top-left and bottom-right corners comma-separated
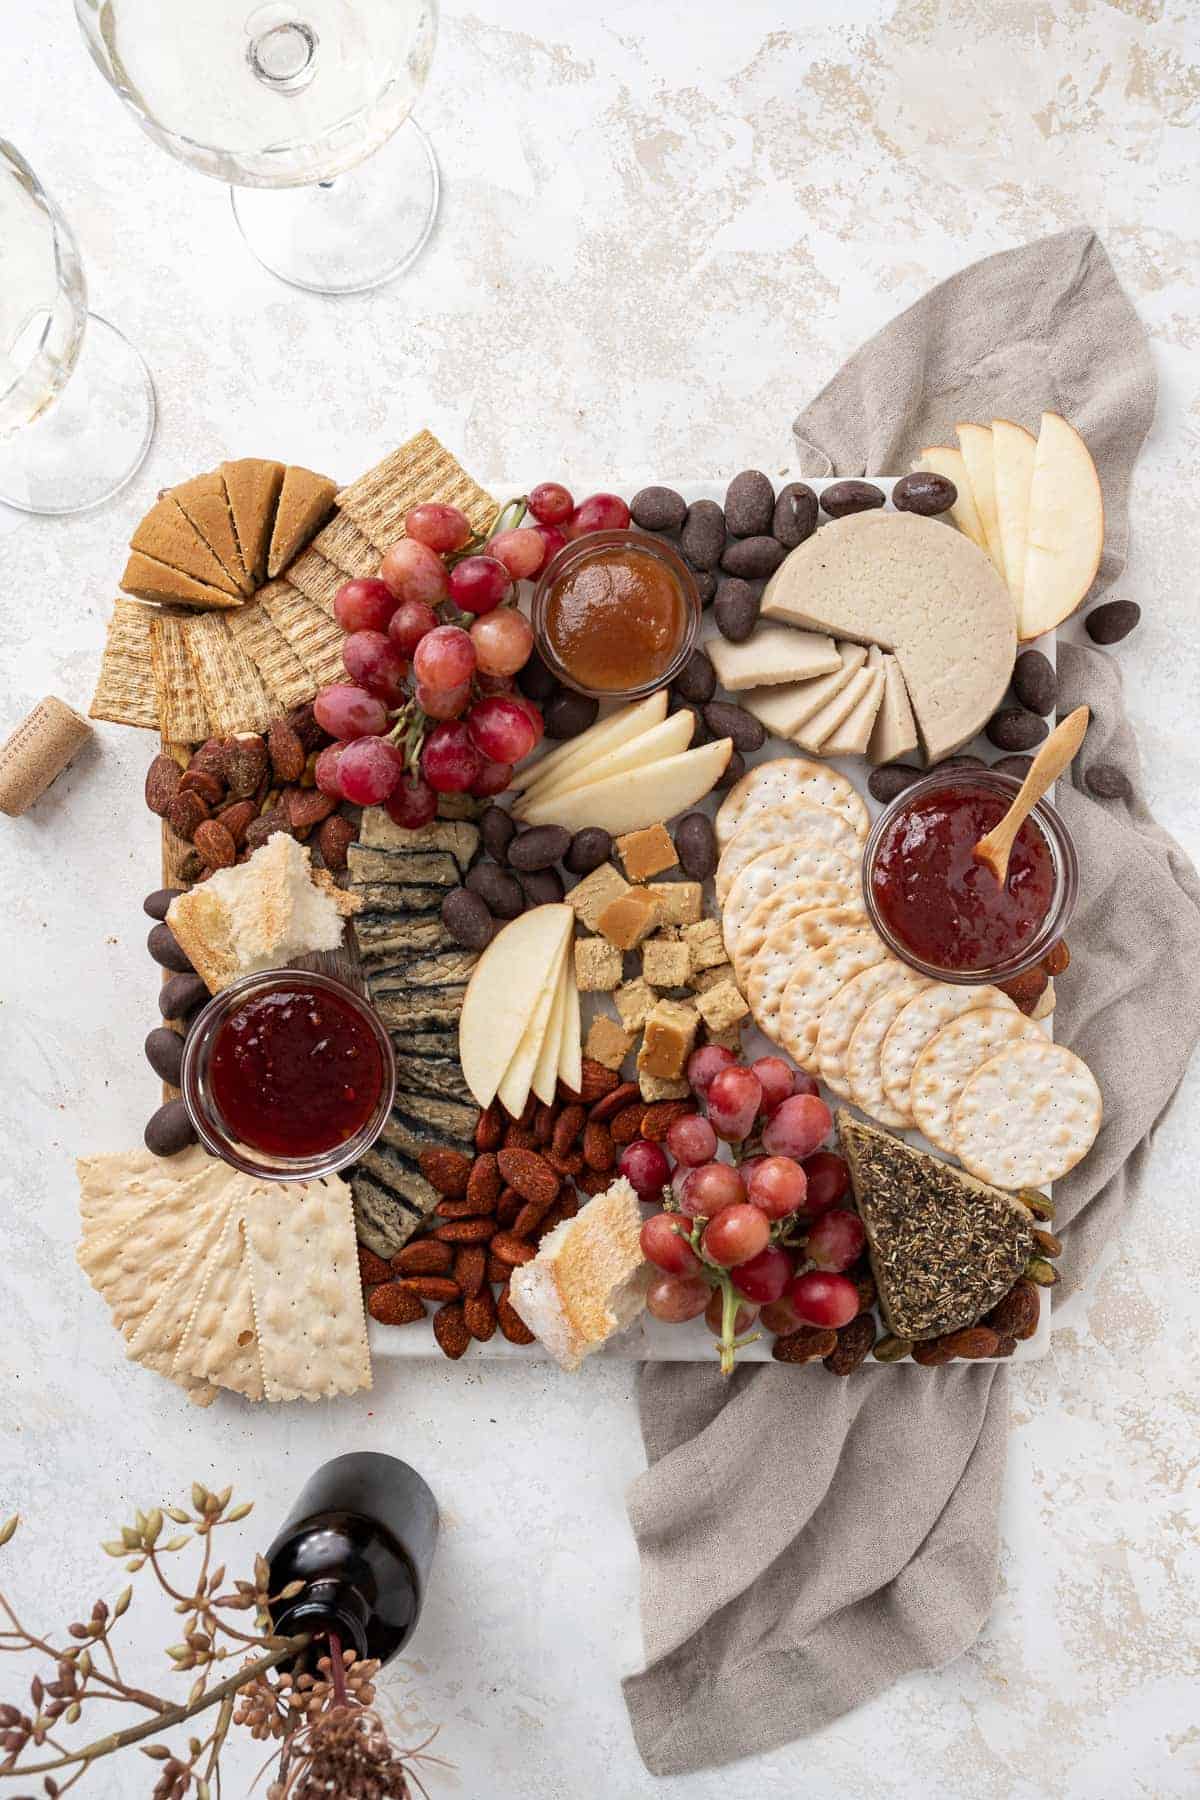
(531, 528, 700, 699)
(862, 767, 1078, 986)
(181, 969, 395, 1181)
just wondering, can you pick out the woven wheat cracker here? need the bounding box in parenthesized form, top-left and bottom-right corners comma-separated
(89, 599, 160, 730)
(715, 793, 858, 904)
(225, 602, 313, 708)
(748, 909, 873, 1040)
(910, 1006, 1041, 1155)
(731, 876, 859, 985)
(953, 1039, 1102, 1189)
(287, 545, 349, 614)
(715, 755, 869, 849)
(174, 1212, 265, 1401)
(149, 615, 209, 743)
(336, 429, 495, 549)
(816, 959, 909, 1099)
(844, 973, 933, 1126)
(879, 983, 1017, 1119)
(722, 842, 860, 962)
(242, 1177, 370, 1402)
(182, 612, 276, 735)
(258, 581, 346, 687)
(776, 931, 889, 1068)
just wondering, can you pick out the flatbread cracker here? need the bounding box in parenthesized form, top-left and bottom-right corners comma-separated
(242, 1177, 371, 1402)
(816, 959, 909, 1100)
(125, 1194, 234, 1375)
(731, 877, 859, 987)
(174, 1212, 265, 1401)
(225, 603, 314, 709)
(76, 1145, 209, 1239)
(258, 580, 347, 687)
(89, 598, 160, 730)
(150, 614, 211, 744)
(910, 1006, 1041, 1155)
(78, 1159, 242, 1333)
(312, 511, 382, 579)
(715, 794, 858, 905)
(776, 932, 889, 1069)
(748, 909, 873, 1041)
(953, 1039, 1102, 1189)
(715, 755, 869, 848)
(335, 429, 496, 549)
(182, 612, 276, 735)
(879, 983, 1017, 1120)
(844, 973, 933, 1126)
(722, 843, 860, 962)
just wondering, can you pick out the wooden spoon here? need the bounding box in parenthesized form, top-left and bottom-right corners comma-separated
(973, 704, 1090, 885)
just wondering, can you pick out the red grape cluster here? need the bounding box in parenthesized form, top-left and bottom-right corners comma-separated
(616, 1048, 866, 1371)
(312, 484, 631, 826)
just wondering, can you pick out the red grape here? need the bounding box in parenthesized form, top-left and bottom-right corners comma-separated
(413, 624, 476, 693)
(760, 1296, 802, 1335)
(336, 735, 404, 806)
(421, 721, 481, 793)
(706, 1066, 763, 1142)
(704, 1289, 758, 1337)
(467, 695, 537, 766)
(314, 741, 347, 797)
(646, 1273, 712, 1324)
(702, 1203, 770, 1268)
(745, 1155, 808, 1221)
(385, 773, 437, 829)
(488, 528, 547, 581)
(447, 555, 512, 616)
(788, 1270, 860, 1329)
(471, 608, 533, 677)
(678, 1161, 745, 1220)
(387, 598, 439, 659)
(750, 1056, 796, 1116)
(791, 1069, 820, 1099)
(565, 492, 631, 538)
(342, 630, 407, 704)
(511, 695, 544, 747)
(801, 1151, 850, 1216)
(686, 1043, 736, 1098)
(731, 1243, 792, 1305)
(379, 538, 448, 605)
(618, 1139, 671, 1202)
(640, 1211, 700, 1275)
(527, 481, 574, 525)
(665, 1114, 717, 1167)
(761, 1093, 833, 1161)
(531, 523, 566, 567)
(415, 680, 471, 720)
(404, 502, 471, 554)
(469, 757, 512, 799)
(333, 577, 396, 634)
(670, 1165, 692, 1209)
(804, 1209, 866, 1273)
(313, 683, 389, 741)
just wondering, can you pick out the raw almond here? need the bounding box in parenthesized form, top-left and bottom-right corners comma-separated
(368, 1284, 426, 1326)
(496, 1148, 558, 1209)
(433, 1301, 471, 1360)
(393, 1240, 454, 1276)
(194, 819, 237, 870)
(497, 1285, 535, 1345)
(487, 1253, 511, 1285)
(145, 754, 183, 817)
(436, 1195, 491, 1220)
(287, 787, 338, 832)
(217, 798, 258, 848)
(166, 789, 210, 841)
(419, 1147, 472, 1199)
(464, 1286, 497, 1342)
(267, 718, 306, 783)
(178, 769, 225, 806)
(318, 814, 354, 872)
(576, 1169, 611, 1197)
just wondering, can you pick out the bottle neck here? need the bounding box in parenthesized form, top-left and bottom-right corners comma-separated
(271, 1578, 371, 1665)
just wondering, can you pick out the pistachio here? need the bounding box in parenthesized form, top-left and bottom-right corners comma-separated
(1025, 1256, 1060, 1287)
(871, 1333, 913, 1363)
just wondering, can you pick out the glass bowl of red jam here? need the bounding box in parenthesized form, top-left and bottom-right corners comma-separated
(862, 767, 1078, 986)
(531, 528, 700, 699)
(181, 970, 395, 1181)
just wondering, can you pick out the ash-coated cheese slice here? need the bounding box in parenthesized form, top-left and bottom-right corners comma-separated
(458, 905, 574, 1108)
(715, 793, 859, 904)
(776, 931, 889, 1069)
(731, 877, 860, 986)
(739, 642, 868, 739)
(879, 982, 1017, 1120)
(722, 842, 861, 962)
(760, 512, 1017, 763)
(844, 972, 934, 1126)
(748, 910, 872, 1042)
(715, 755, 869, 848)
(952, 1038, 1102, 1189)
(706, 625, 840, 692)
(816, 958, 910, 1100)
(909, 1006, 1041, 1156)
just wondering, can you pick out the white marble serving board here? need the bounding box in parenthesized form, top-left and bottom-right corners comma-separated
(372, 477, 1053, 1366)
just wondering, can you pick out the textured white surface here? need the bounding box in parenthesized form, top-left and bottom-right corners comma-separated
(1, 2, 1198, 1796)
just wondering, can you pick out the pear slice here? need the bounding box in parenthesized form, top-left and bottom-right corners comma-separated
(1020, 412, 1104, 640)
(912, 446, 987, 551)
(991, 419, 1037, 615)
(955, 423, 1006, 579)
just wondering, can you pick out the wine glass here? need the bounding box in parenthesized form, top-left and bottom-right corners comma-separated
(0, 141, 155, 515)
(74, 0, 440, 296)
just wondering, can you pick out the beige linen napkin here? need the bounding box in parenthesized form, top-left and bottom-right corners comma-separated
(624, 229, 1200, 1776)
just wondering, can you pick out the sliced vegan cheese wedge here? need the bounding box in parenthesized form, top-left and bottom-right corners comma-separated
(515, 738, 732, 835)
(795, 664, 878, 753)
(1020, 411, 1104, 640)
(513, 711, 693, 811)
(739, 642, 867, 738)
(956, 423, 1005, 579)
(706, 626, 839, 692)
(821, 665, 885, 756)
(913, 446, 987, 550)
(499, 931, 571, 1117)
(991, 419, 1037, 616)
(868, 653, 918, 765)
(514, 691, 669, 796)
(761, 512, 1016, 763)
(459, 905, 573, 1108)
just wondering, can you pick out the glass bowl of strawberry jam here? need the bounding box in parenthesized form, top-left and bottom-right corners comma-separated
(531, 528, 700, 698)
(182, 970, 395, 1180)
(863, 768, 1078, 985)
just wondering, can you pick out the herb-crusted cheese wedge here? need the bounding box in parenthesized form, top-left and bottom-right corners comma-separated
(837, 1112, 1034, 1341)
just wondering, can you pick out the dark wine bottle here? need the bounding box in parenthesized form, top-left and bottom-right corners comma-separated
(266, 1452, 438, 1668)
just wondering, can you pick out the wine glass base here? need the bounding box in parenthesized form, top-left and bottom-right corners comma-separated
(231, 118, 440, 295)
(0, 315, 156, 516)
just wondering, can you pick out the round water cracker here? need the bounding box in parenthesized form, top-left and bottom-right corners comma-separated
(844, 972, 934, 1125)
(715, 794, 858, 905)
(953, 1038, 1102, 1189)
(817, 959, 910, 1099)
(910, 1006, 1042, 1155)
(776, 931, 889, 1070)
(749, 909, 873, 1043)
(731, 878, 854, 987)
(722, 842, 860, 962)
(715, 755, 869, 848)
(879, 983, 1016, 1120)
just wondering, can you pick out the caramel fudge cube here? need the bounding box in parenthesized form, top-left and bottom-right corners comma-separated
(641, 936, 691, 989)
(616, 823, 678, 882)
(682, 917, 727, 974)
(614, 976, 655, 1032)
(694, 977, 750, 1035)
(584, 1013, 635, 1072)
(567, 863, 629, 932)
(637, 1069, 690, 1102)
(574, 937, 623, 993)
(639, 998, 699, 1082)
(596, 887, 661, 951)
(648, 881, 703, 926)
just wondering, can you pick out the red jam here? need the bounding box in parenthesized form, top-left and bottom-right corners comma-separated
(209, 983, 385, 1158)
(871, 781, 1055, 972)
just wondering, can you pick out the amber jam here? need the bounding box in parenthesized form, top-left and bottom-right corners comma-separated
(208, 980, 387, 1159)
(532, 529, 698, 697)
(865, 773, 1074, 980)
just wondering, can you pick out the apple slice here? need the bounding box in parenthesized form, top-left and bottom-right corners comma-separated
(955, 424, 1006, 579)
(1020, 411, 1104, 640)
(511, 690, 669, 795)
(516, 738, 733, 835)
(991, 419, 1037, 615)
(459, 905, 573, 1108)
(531, 953, 570, 1106)
(499, 931, 570, 1117)
(913, 446, 987, 550)
(512, 710, 693, 812)
(557, 954, 583, 1095)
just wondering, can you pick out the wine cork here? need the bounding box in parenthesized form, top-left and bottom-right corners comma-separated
(0, 696, 93, 817)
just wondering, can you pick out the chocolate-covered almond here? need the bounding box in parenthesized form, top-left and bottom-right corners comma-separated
(724, 470, 775, 538)
(772, 482, 818, 548)
(820, 480, 885, 519)
(680, 500, 726, 572)
(630, 486, 687, 533)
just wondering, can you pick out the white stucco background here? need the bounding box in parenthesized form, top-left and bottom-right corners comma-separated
(1, 3, 1198, 1796)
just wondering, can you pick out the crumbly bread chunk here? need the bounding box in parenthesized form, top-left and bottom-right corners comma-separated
(508, 1178, 650, 1371)
(574, 937, 623, 993)
(642, 937, 690, 989)
(647, 881, 703, 926)
(166, 835, 350, 992)
(694, 977, 750, 1034)
(584, 1014, 634, 1071)
(614, 977, 656, 1032)
(566, 863, 630, 932)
